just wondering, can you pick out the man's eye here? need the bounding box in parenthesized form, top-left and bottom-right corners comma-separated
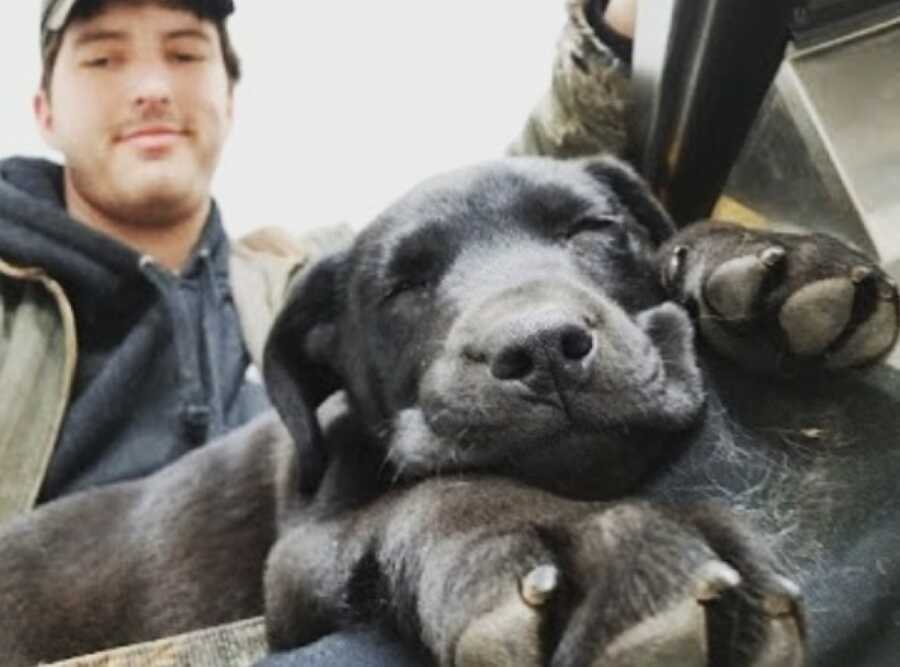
(83, 57, 111, 68)
(170, 52, 205, 63)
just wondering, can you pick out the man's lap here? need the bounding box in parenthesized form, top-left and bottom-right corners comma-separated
(254, 627, 429, 667)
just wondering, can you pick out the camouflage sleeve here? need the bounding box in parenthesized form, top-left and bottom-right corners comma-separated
(508, 0, 632, 159)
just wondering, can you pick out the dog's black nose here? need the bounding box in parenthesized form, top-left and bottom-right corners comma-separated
(490, 321, 595, 388)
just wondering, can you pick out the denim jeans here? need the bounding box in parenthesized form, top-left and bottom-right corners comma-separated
(254, 627, 430, 667)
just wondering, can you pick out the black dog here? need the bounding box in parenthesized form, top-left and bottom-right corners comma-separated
(2, 156, 898, 666)
(260, 156, 898, 665)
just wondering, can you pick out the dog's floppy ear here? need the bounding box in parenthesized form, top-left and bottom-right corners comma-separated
(583, 156, 676, 245)
(263, 251, 347, 494)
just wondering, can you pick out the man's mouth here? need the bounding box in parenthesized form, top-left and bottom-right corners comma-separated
(117, 125, 187, 152)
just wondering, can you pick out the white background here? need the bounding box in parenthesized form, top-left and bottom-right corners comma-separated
(0, 2, 564, 236)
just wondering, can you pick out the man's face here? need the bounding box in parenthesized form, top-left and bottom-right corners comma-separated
(34, 3, 233, 226)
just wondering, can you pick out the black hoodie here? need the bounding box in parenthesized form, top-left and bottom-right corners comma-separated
(0, 156, 270, 501)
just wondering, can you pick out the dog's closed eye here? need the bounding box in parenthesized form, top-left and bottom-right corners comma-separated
(382, 277, 432, 303)
(561, 214, 621, 240)
(380, 228, 455, 304)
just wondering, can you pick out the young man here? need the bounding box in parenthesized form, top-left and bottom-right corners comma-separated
(0, 0, 635, 663)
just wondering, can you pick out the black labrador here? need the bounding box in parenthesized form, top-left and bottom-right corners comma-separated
(2, 156, 898, 666)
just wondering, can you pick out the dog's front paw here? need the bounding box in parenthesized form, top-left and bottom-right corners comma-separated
(452, 564, 559, 666)
(660, 222, 899, 374)
(427, 497, 804, 667)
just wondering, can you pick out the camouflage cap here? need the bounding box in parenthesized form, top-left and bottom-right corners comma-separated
(41, 0, 235, 44)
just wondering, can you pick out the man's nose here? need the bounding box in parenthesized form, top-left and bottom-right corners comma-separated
(129, 64, 173, 109)
(487, 313, 596, 392)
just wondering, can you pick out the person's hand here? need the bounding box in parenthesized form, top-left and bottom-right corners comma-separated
(602, 0, 637, 39)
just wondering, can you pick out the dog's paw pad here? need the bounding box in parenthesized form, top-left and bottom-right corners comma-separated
(703, 246, 786, 321)
(776, 265, 899, 368)
(455, 570, 551, 667)
(826, 301, 898, 368)
(601, 594, 709, 666)
(825, 271, 899, 369)
(778, 277, 856, 356)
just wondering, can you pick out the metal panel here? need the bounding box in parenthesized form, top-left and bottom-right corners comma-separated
(785, 17, 900, 266)
(792, 0, 900, 43)
(721, 86, 878, 255)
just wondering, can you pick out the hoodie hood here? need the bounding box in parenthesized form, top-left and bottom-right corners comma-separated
(0, 156, 140, 300)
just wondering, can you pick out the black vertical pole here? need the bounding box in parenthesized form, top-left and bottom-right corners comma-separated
(630, 0, 799, 224)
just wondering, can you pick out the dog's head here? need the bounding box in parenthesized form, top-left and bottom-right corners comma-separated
(264, 157, 706, 498)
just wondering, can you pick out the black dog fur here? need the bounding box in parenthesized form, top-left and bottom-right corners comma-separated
(259, 157, 897, 665)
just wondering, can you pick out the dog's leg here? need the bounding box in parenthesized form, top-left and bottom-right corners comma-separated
(0, 412, 294, 666)
(264, 475, 804, 667)
(264, 510, 378, 650)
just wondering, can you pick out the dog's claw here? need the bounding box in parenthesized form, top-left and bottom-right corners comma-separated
(880, 278, 898, 301)
(663, 245, 688, 293)
(762, 592, 797, 619)
(851, 265, 875, 285)
(763, 576, 802, 616)
(520, 564, 559, 607)
(693, 560, 742, 602)
(750, 578, 806, 667)
(760, 245, 786, 269)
